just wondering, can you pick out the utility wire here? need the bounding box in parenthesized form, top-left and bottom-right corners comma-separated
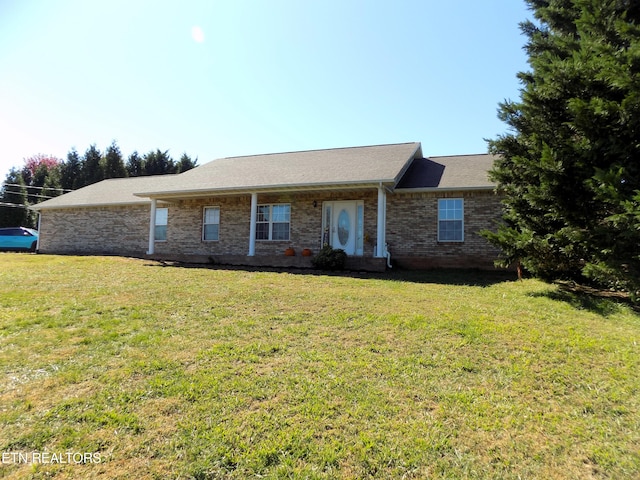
(2, 192, 58, 200)
(0, 202, 31, 209)
(1, 183, 73, 192)
(2, 186, 65, 199)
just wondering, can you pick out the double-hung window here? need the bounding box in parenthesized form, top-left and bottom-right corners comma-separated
(203, 207, 220, 241)
(438, 199, 463, 242)
(256, 204, 290, 241)
(155, 207, 168, 242)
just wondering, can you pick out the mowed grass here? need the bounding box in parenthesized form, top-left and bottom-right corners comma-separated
(0, 255, 638, 479)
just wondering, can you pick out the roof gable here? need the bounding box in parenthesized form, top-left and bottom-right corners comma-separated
(396, 154, 497, 190)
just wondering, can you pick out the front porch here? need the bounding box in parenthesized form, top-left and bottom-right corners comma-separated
(146, 187, 391, 268)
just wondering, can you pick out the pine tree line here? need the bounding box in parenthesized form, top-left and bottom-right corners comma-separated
(0, 141, 197, 228)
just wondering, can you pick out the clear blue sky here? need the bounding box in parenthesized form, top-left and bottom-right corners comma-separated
(0, 0, 531, 179)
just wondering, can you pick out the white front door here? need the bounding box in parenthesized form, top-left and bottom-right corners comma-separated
(322, 200, 364, 256)
(332, 201, 357, 255)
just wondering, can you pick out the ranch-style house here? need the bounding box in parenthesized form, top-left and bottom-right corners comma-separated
(32, 142, 502, 271)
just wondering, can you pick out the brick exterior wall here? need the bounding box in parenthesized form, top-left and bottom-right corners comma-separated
(154, 191, 379, 258)
(37, 189, 502, 269)
(387, 190, 502, 269)
(38, 205, 150, 255)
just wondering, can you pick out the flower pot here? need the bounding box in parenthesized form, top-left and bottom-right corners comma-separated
(284, 247, 295, 256)
(302, 248, 312, 257)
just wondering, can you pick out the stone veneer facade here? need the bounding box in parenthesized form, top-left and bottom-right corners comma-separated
(37, 189, 502, 269)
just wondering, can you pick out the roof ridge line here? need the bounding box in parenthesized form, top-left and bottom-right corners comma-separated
(218, 142, 420, 160)
(427, 153, 493, 159)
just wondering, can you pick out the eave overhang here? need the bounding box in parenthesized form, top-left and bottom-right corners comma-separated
(29, 199, 170, 211)
(394, 185, 496, 194)
(134, 180, 399, 201)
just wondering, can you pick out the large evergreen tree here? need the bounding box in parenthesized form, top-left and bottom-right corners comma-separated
(486, 0, 640, 299)
(81, 144, 104, 186)
(60, 148, 82, 190)
(143, 149, 175, 175)
(126, 151, 144, 177)
(27, 161, 62, 226)
(176, 152, 198, 173)
(0, 168, 29, 227)
(103, 141, 127, 179)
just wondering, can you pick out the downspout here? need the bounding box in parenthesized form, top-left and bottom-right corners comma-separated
(147, 198, 157, 255)
(385, 243, 392, 269)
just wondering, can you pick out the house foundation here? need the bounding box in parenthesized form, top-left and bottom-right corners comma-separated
(145, 253, 388, 272)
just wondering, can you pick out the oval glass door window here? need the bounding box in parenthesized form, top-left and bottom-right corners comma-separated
(337, 209, 350, 246)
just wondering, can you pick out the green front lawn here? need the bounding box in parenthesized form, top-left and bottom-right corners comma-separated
(0, 254, 638, 479)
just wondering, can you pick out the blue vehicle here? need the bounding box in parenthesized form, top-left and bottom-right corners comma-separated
(0, 227, 38, 252)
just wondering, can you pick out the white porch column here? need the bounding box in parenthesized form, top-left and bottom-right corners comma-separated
(248, 192, 258, 256)
(147, 198, 157, 255)
(376, 184, 387, 258)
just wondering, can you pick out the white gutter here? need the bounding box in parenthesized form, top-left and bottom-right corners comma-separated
(395, 185, 496, 193)
(133, 180, 398, 200)
(30, 200, 158, 211)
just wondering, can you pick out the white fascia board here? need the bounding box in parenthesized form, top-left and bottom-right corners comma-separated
(394, 186, 496, 194)
(135, 180, 398, 200)
(30, 200, 169, 211)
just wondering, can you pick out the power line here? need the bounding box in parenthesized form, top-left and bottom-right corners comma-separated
(2, 185, 66, 200)
(2, 186, 58, 199)
(2, 191, 58, 200)
(1, 183, 73, 192)
(0, 202, 31, 209)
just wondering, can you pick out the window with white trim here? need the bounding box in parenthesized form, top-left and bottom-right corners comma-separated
(438, 199, 463, 242)
(155, 207, 168, 242)
(256, 204, 290, 241)
(203, 206, 220, 241)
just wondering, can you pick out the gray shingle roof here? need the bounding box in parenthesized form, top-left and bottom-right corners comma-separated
(31, 145, 497, 210)
(135, 142, 423, 198)
(31, 175, 174, 210)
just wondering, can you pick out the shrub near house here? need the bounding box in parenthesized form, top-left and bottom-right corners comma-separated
(312, 246, 347, 270)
